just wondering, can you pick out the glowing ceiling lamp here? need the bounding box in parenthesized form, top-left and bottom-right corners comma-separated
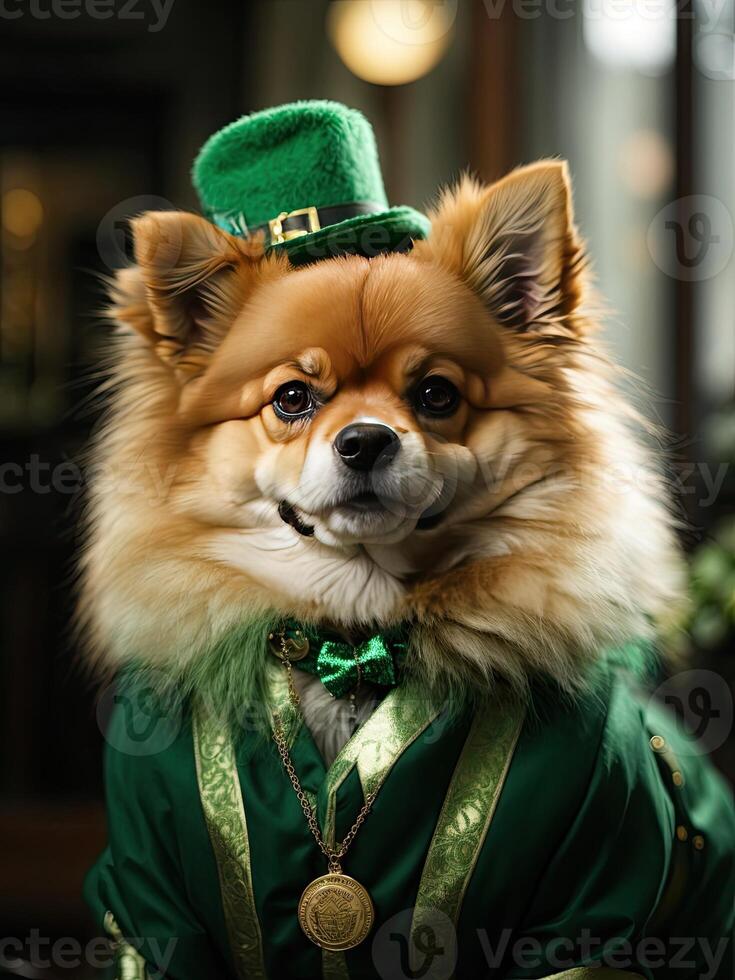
(328, 0, 455, 86)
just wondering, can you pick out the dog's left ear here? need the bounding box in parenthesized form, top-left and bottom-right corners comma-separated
(419, 161, 585, 333)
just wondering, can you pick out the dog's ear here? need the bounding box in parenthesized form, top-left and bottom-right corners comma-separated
(419, 161, 586, 333)
(115, 211, 266, 377)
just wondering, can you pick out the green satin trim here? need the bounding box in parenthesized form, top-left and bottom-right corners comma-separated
(411, 698, 525, 974)
(322, 682, 445, 846)
(264, 666, 441, 980)
(193, 708, 267, 980)
(103, 911, 148, 980)
(319, 683, 444, 980)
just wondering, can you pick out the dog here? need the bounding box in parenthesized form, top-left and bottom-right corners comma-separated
(80, 161, 683, 695)
(80, 161, 735, 980)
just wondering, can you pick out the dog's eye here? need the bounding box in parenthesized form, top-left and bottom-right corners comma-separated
(414, 376, 460, 417)
(273, 381, 314, 421)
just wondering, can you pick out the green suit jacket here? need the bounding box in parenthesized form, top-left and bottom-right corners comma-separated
(85, 660, 734, 980)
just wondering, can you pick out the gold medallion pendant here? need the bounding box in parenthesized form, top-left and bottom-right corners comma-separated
(298, 873, 375, 951)
(270, 626, 380, 953)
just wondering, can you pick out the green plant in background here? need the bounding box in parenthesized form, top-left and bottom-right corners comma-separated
(688, 517, 735, 651)
(686, 400, 735, 653)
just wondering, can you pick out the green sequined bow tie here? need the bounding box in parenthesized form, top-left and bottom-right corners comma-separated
(273, 622, 407, 699)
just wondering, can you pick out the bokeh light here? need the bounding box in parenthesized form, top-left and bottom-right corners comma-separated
(618, 129, 674, 199)
(2, 188, 44, 240)
(582, 0, 676, 75)
(328, 0, 454, 86)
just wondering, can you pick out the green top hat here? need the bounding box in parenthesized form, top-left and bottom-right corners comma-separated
(192, 100, 431, 266)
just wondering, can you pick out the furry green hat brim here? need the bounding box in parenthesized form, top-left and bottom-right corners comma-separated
(192, 100, 430, 265)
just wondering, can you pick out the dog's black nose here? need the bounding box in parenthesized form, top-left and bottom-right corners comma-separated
(334, 423, 400, 471)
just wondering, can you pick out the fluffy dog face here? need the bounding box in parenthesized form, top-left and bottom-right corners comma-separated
(176, 257, 502, 551)
(84, 160, 682, 675)
(129, 163, 581, 561)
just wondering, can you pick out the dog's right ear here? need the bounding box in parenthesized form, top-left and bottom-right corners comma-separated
(112, 211, 269, 378)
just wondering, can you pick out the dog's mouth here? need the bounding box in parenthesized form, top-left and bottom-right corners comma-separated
(278, 490, 383, 537)
(278, 488, 447, 538)
(339, 490, 383, 511)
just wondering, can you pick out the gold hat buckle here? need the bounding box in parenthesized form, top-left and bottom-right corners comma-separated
(268, 206, 321, 244)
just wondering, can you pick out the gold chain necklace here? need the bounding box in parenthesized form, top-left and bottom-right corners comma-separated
(269, 627, 376, 951)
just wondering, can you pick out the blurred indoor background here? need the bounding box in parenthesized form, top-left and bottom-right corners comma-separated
(0, 0, 733, 974)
